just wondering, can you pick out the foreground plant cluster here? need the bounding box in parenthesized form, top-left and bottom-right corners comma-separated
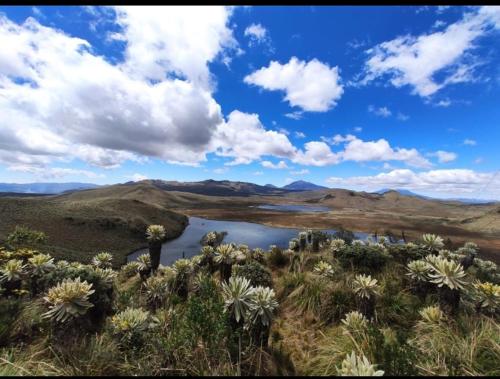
(0, 226, 499, 375)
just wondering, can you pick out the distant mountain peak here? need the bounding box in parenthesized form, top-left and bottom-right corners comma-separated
(0, 182, 99, 195)
(282, 180, 328, 191)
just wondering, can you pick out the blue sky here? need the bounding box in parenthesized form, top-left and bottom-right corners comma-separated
(0, 5, 499, 199)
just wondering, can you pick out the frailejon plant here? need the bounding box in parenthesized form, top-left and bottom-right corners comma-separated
(200, 245, 216, 272)
(457, 242, 479, 270)
(43, 277, 95, 323)
(341, 311, 368, 335)
(143, 275, 169, 310)
(204, 231, 218, 247)
(406, 259, 432, 299)
(313, 261, 335, 278)
(251, 248, 266, 264)
(289, 238, 299, 252)
(427, 257, 467, 314)
(215, 244, 235, 283)
(247, 286, 278, 347)
(421, 234, 444, 253)
(146, 224, 166, 273)
(27, 253, 55, 295)
(330, 238, 346, 255)
(28, 253, 55, 276)
(110, 307, 156, 347)
(337, 351, 384, 376)
(231, 249, 247, 265)
(0, 259, 25, 295)
(418, 305, 445, 324)
(406, 260, 430, 282)
(91, 252, 113, 269)
(172, 258, 192, 299)
(120, 261, 140, 279)
(352, 274, 380, 320)
(221, 276, 254, 328)
(93, 268, 117, 289)
(299, 232, 307, 252)
(136, 254, 151, 281)
(471, 281, 499, 315)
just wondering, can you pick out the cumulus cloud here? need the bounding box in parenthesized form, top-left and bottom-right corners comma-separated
(340, 136, 432, 168)
(261, 160, 289, 169)
(319, 135, 431, 168)
(292, 141, 341, 166)
(244, 57, 344, 112)
(360, 6, 500, 97)
(428, 150, 458, 163)
(0, 8, 237, 172)
(326, 168, 500, 197)
(244, 23, 270, 45)
(213, 110, 297, 165)
(113, 6, 239, 89)
(368, 105, 392, 117)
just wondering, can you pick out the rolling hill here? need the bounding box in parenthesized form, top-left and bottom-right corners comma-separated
(1, 179, 499, 264)
(137, 179, 291, 197)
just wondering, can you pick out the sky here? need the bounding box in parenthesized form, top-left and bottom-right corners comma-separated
(0, 5, 499, 199)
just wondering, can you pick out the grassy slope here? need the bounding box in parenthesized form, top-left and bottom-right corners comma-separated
(0, 184, 188, 266)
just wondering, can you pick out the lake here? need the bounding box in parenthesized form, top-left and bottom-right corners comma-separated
(253, 204, 331, 212)
(128, 216, 370, 266)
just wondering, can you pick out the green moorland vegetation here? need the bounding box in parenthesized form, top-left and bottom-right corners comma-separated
(0, 226, 499, 376)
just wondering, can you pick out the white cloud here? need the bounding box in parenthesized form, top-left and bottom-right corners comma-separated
(382, 162, 395, 170)
(8, 166, 103, 180)
(290, 169, 309, 175)
(113, 6, 239, 89)
(284, 111, 303, 120)
(253, 171, 264, 176)
(428, 150, 458, 163)
(368, 105, 392, 117)
(354, 127, 363, 133)
(326, 168, 500, 198)
(244, 23, 270, 47)
(340, 136, 432, 168)
(361, 6, 500, 97)
(396, 112, 410, 121)
(321, 134, 356, 146)
(294, 131, 306, 138)
(213, 110, 297, 165)
(244, 57, 344, 112)
(292, 141, 341, 167)
(436, 99, 452, 107)
(130, 173, 148, 182)
(464, 138, 477, 146)
(0, 9, 238, 173)
(261, 160, 289, 169)
(213, 167, 229, 174)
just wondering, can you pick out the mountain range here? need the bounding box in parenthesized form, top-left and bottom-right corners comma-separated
(0, 182, 100, 194)
(375, 188, 496, 205)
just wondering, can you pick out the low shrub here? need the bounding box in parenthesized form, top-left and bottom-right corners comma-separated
(232, 261, 273, 288)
